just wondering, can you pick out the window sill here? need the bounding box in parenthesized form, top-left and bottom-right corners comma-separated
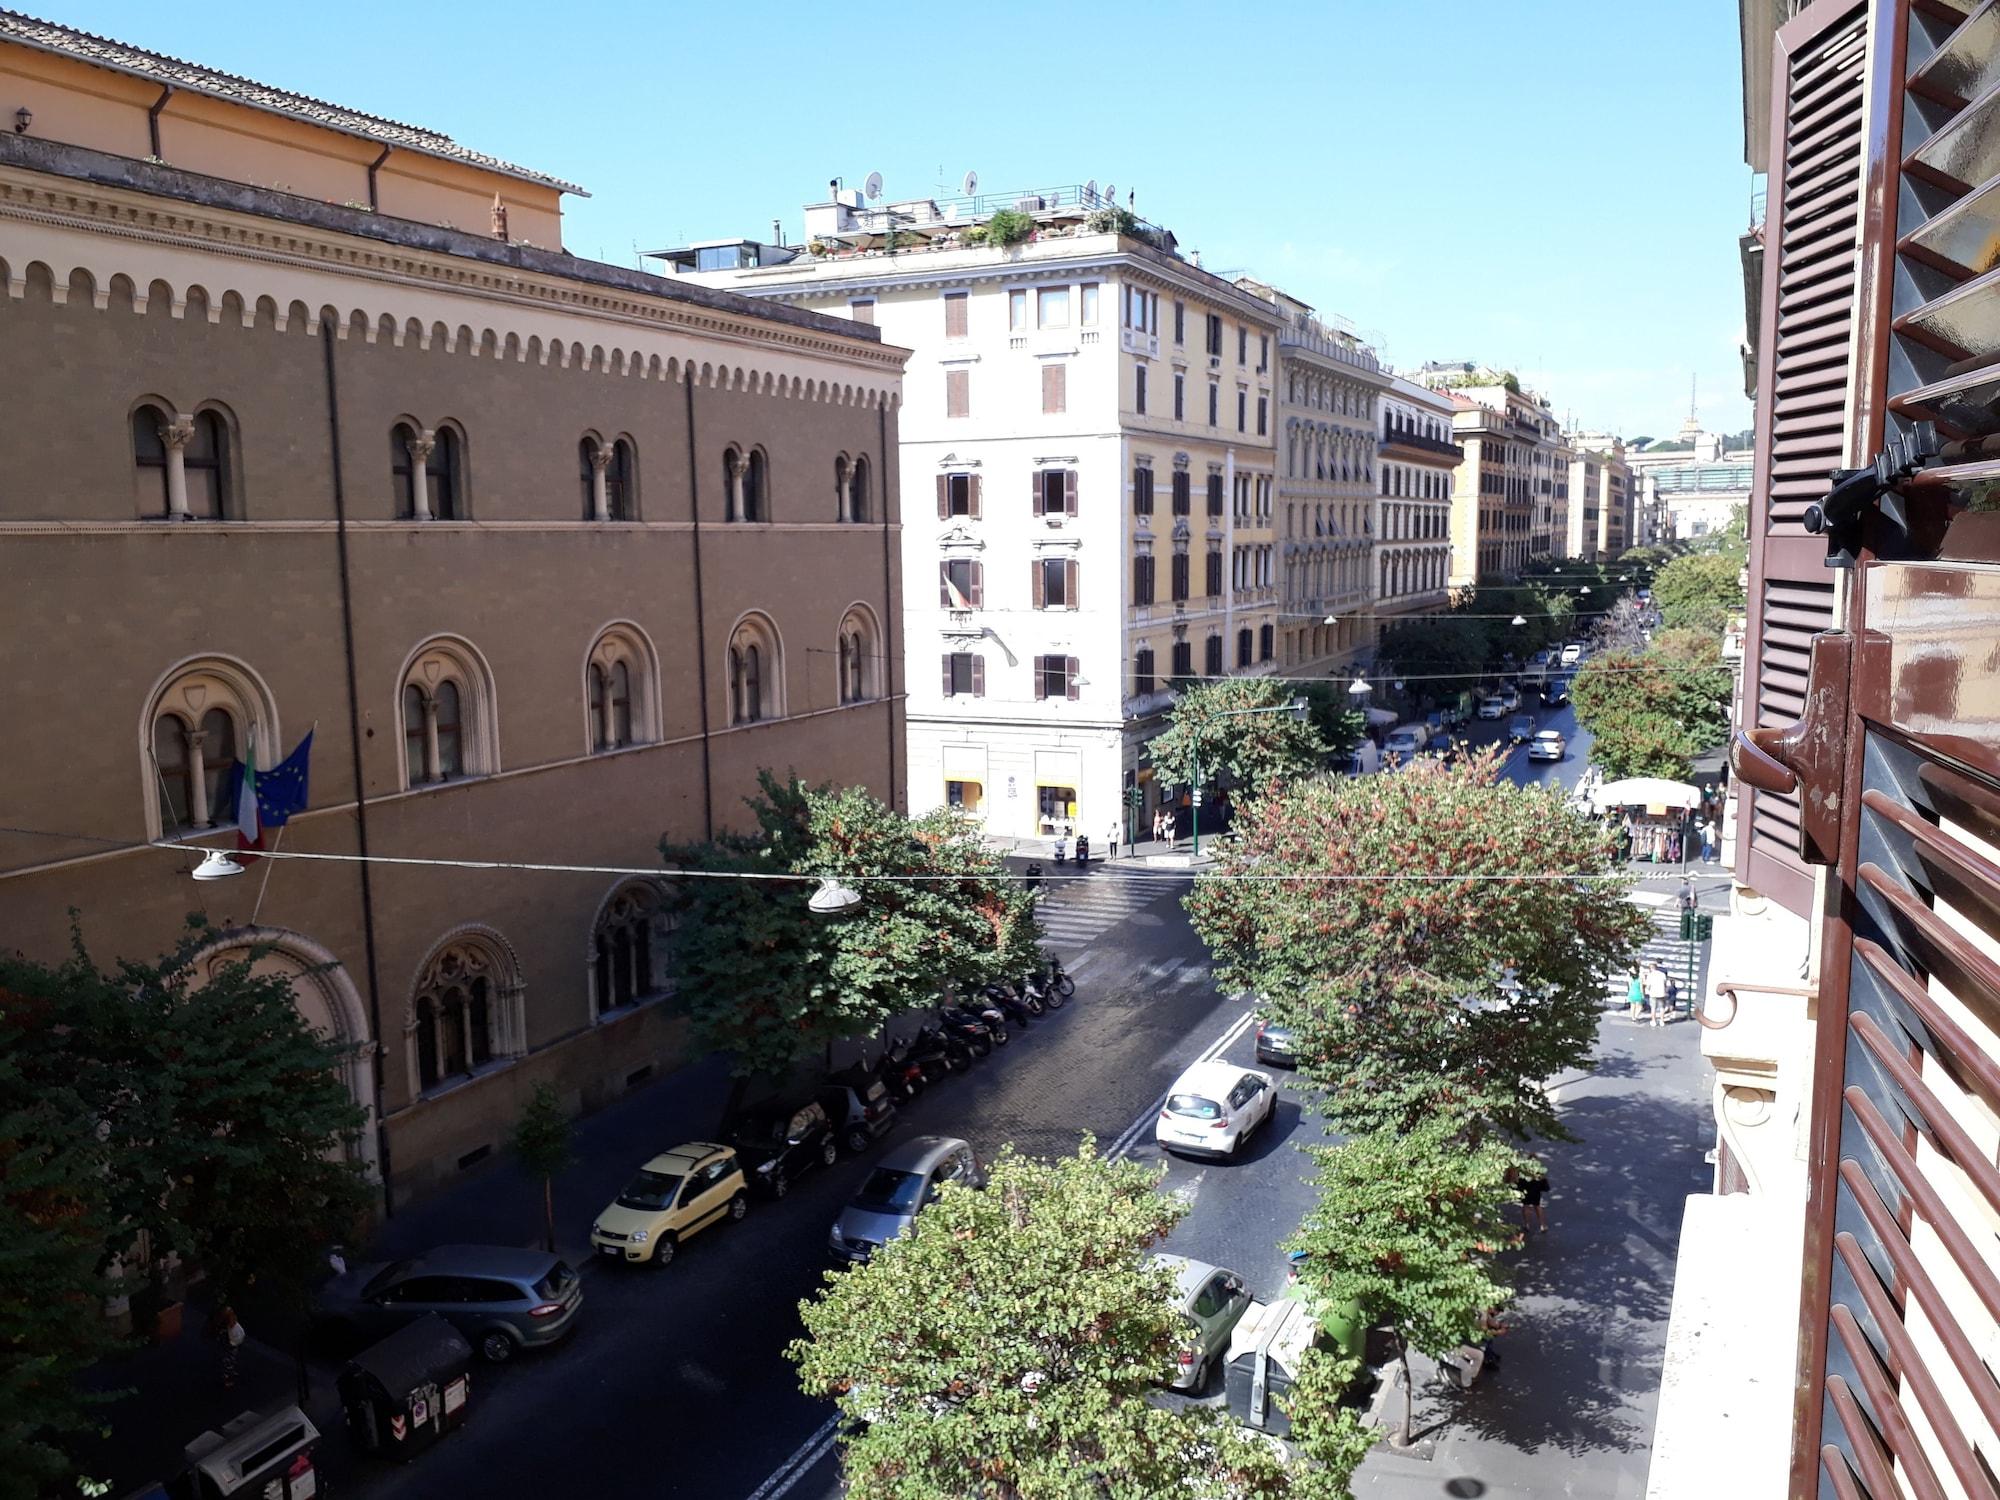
(410, 1053, 517, 1108)
(594, 988, 680, 1027)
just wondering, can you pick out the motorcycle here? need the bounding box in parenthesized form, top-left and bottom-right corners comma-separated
(872, 1037, 926, 1103)
(1021, 970, 1063, 1012)
(984, 980, 1039, 1028)
(1040, 955, 1076, 1003)
(938, 1004, 1002, 1055)
(907, 1022, 968, 1079)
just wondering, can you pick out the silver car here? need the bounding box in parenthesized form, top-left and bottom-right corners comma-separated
(1150, 1253, 1252, 1392)
(828, 1135, 981, 1264)
(314, 1244, 581, 1363)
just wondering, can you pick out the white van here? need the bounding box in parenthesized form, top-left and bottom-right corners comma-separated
(1382, 723, 1429, 760)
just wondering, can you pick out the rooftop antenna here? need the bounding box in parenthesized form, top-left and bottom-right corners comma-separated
(864, 170, 884, 201)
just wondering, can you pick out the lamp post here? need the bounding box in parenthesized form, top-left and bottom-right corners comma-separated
(1186, 699, 1307, 858)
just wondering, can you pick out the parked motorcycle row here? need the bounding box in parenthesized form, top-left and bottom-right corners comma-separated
(866, 955, 1078, 1102)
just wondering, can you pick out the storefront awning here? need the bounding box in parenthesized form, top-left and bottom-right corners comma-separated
(1592, 777, 1702, 813)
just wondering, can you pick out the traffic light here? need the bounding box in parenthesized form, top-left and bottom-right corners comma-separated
(1127, 784, 1144, 809)
(1679, 911, 1714, 943)
(1679, 909, 1692, 941)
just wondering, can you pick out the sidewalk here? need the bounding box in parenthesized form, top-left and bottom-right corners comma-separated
(1353, 946, 1713, 1497)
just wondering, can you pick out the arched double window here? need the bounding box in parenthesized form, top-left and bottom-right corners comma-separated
(725, 445, 768, 522)
(132, 403, 231, 519)
(583, 622, 661, 752)
(590, 880, 681, 1018)
(727, 613, 783, 724)
(836, 605, 881, 704)
(143, 657, 279, 837)
(580, 434, 638, 521)
(392, 421, 464, 520)
(398, 637, 497, 787)
(407, 929, 523, 1094)
(837, 454, 871, 523)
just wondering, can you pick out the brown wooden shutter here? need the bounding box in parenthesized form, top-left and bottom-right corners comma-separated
(1066, 657, 1080, 699)
(1034, 657, 1047, 701)
(971, 656, 985, 697)
(942, 654, 955, 695)
(944, 292, 967, 338)
(939, 562, 951, 608)
(1042, 363, 1066, 414)
(969, 562, 984, 609)
(1031, 470, 1044, 517)
(946, 369, 969, 418)
(1066, 559, 1079, 610)
(1032, 560, 1046, 609)
(937, 474, 949, 520)
(969, 474, 982, 519)
(1737, 0, 1868, 919)
(1065, 469, 1078, 516)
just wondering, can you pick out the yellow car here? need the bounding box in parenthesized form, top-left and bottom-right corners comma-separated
(590, 1143, 747, 1267)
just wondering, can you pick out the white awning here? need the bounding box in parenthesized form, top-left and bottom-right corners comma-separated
(1592, 777, 1701, 812)
(1364, 707, 1399, 726)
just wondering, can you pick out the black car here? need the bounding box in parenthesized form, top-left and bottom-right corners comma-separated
(729, 1099, 840, 1198)
(819, 1070, 898, 1155)
(1541, 677, 1570, 707)
(1254, 1019, 1297, 1068)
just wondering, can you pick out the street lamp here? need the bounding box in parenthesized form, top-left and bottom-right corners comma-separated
(1511, 614, 1527, 627)
(808, 875, 863, 915)
(191, 849, 246, 881)
(1347, 674, 1371, 697)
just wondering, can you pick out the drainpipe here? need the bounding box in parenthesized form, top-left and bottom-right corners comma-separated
(876, 398, 900, 810)
(147, 84, 174, 159)
(367, 146, 390, 211)
(320, 328, 393, 1217)
(683, 373, 715, 839)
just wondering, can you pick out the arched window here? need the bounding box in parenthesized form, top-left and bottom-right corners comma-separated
(407, 931, 523, 1094)
(590, 881, 680, 1018)
(584, 623, 660, 751)
(393, 422, 463, 520)
(579, 437, 598, 519)
(133, 405, 169, 513)
(184, 411, 228, 518)
(143, 657, 279, 838)
(727, 614, 783, 724)
(847, 455, 870, 523)
(398, 636, 497, 787)
(726, 446, 767, 522)
(836, 606, 880, 705)
(607, 437, 635, 520)
(132, 405, 229, 519)
(588, 663, 610, 750)
(609, 661, 632, 744)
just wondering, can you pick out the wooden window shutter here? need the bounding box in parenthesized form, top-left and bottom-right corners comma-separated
(970, 562, 984, 609)
(1032, 560, 1046, 609)
(939, 561, 951, 608)
(1034, 657, 1047, 701)
(1065, 469, 1078, 516)
(937, 474, 950, 520)
(1737, 0, 1868, 919)
(971, 656, 985, 697)
(1066, 559, 1079, 611)
(1066, 657, 1080, 700)
(946, 369, 969, 418)
(1043, 362, 1066, 414)
(944, 292, 968, 338)
(942, 654, 955, 695)
(969, 474, 983, 519)
(1031, 470, 1045, 517)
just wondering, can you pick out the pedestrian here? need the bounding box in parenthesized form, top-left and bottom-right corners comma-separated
(1519, 1159, 1549, 1233)
(1679, 876, 1697, 913)
(1627, 967, 1646, 1023)
(1107, 824, 1119, 861)
(1645, 962, 1670, 1027)
(1699, 817, 1717, 863)
(212, 1305, 246, 1391)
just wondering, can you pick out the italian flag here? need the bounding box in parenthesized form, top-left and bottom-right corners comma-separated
(234, 737, 263, 860)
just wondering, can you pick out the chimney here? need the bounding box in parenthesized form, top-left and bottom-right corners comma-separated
(773, 218, 784, 247)
(490, 194, 509, 243)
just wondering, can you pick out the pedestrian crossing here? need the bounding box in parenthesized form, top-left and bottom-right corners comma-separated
(1033, 871, 1186, 953)
(1605, 898, 1704, 1014)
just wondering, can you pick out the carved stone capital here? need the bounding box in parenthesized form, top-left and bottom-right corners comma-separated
(159, 413, 195, 451)
(588, 443, 613, 473)
(406, 428, 437, 466)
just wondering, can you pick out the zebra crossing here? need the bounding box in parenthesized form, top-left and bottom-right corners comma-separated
(1609, 892, 1705, 1010)
(1032, 871, 1189, 954)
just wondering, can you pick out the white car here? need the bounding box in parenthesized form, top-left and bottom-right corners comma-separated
(1155, 1061, 1277, 1158)
(1529, 729, 1567, 762)
(1475, 695, 1507, 720)
(1560, 643, 1584, 666)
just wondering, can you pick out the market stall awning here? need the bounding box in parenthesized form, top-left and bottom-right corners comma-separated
(1364, 707, 1399, 726)
(1591, 777, 1702, 813)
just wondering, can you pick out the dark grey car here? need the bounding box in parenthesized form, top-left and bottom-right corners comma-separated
(828, 1135, 981, 1263)
(1254, 1019, 1297, 1067)
(315, 1244, 581, 1363)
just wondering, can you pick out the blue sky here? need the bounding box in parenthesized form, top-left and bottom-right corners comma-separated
(54, 0, 1756, 437)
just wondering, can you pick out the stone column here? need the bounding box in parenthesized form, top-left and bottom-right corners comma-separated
(421, 692, 440, 780)
(406, 429, 437, 522)
(726, 451, 749, 520)
(588, 441, 611, 521)
(160, 413, 194, 520)
(185, 725, 211, 826)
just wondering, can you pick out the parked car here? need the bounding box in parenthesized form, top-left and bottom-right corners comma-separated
(314, 1245, 581, 1363)
(1508, 713, 1536, 744)
(729, 1099, 840, 1198)
(1529, 729, 1568, 762)
(1155, 1060, 1277, 1159)
(1383, 724, 1429, 760)
(820, 1069, 898, 1155)
(1254, 1018, 1297, 1068)
(1560, 642, 1585, 666)
(1542, 676, 1571, 707)
(1498, 684, 1521, 712)
(1475, 694, 1507, 720)
(829, 1135, 982, 1264)
(1150, 1253, 1254, 1392)
(590, 1142, 747, 1267)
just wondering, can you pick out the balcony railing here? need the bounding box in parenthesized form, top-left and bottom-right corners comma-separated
(1381, 427, 1464, 461)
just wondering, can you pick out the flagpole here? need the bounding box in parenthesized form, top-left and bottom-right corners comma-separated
(251, 822, 284, 926)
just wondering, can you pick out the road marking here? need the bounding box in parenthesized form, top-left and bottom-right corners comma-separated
(744, 1414, 840, 1500)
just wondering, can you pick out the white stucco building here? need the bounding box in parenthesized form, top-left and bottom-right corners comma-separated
(1374, 376, 1458, 630)
(659, 184, 1280, 844)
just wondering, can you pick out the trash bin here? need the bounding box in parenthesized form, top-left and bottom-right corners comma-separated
(174, 1403, 320, 1499)
(338, 1313, 474, 1460)
(1224, 1299, 1322, 1437)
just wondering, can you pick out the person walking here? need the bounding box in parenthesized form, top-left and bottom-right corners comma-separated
(1645, 962, 1671, 1027)
(1627, 967, 1646, 1023)
(1699, 817, 1717, 863)
(1519, 1159, 1549, 1233)
(1679, 876, 1698, 914)
(212, 1305, 246, 1391)
(1107, 823, 1119, 862)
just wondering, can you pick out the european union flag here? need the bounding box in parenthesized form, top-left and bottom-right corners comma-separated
(257, 729, 313, 828)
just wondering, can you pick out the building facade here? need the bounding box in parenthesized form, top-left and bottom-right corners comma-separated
(1563, 435, 1636, 560)
(0, 23, 906, 1207)
(1238, 282, 1390, 675)
(665, 187, 1282, 845)
(1415, 368, 1570, 583)
(1625, 430, 1753, 541)
(1374, 376, 1459, 629)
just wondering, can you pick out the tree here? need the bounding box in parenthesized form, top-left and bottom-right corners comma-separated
(1186, 757, 1648, 1140)
(790, 1141, 1371, 1500)
(1293, 680, 1366, 763)
(0, 1009, 117, 1500)
(0, 920, 368, 1315)
(1650, 552, 1743, 635)
(1571, 629, 1734, 781)
(511, 1083, 573, 1255)
(1148, 677, 1329, 799)
(1290, 1117, 1524, 1448)
(666, 774, 1037, 1104)
(1378, 615, 1491, 688)
(1690, 502, 1748, 568)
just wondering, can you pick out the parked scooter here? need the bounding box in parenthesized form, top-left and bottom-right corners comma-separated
(1038, 954, 1076, 1003)
(872, 1037, 926, 1103)
(907, 1021, 969, 1079)
(948, 997, 1010, 1048)
(1021, 968, 1064, 1012)
(937, 1004, 1002, 1055)
(984, 979, 1039, 1028)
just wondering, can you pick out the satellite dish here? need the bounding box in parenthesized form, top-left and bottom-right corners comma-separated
(1104, 182, 1116, 205)
(864, 171, 884, 201)
(961, 170, 979, 197)
(1085, 178, 1098, 202)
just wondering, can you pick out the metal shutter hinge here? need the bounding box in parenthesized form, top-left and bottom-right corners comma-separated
(1730, 631, 1851, 866)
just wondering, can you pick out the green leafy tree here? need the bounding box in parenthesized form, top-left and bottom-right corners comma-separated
(1289, 1117, 1524, 1448)
(1293, 680, 1366, 762)
(791, 1141, 1371, 1500)
(1187, 757, 1648, 1140)
(0, 1002, 118, 1500)
(1149, 677, 1328, 799)
(0, 921, 368, 1314)
(1649, 552, 1744, 635)
(511, 1083, 574, 1254)
(666, 774, 1037, 1105)
(1690, 502, 1748, 568)
(1378, 615, 1491, 687)
(1571, 629, 1734, 780)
